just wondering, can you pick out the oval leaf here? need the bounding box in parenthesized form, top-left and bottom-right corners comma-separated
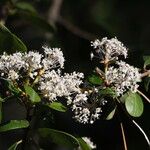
(24, 85, 41, 103)
(14, 11, 55, 33)
(48, 102, 67, 112)
(0, 23, 27, 54)
(77, 138, 91, 150)
(38, 128, 79, 148)
(0, 120, 29, 132)
(88, 74, 103, 85)
(15, 2, 37, 14)
(125, 92, 144, 117)
(106, 107, 116, 120)
(8, 140, 22, 150)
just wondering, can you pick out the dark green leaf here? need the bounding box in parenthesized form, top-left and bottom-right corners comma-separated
(24, 85, 41, 103)
(48, 102, 67, 112)
(0, 102, 2, 124)
(0, 120, 29, 132)
(8, 140, 22, 150)
(125, 92, 144, 117)
(106, 107, 116, 120)
(14, 11, 55, 33)
(144, 77, 150, 92)
(88, 74, 103, 85)
(15, 2, 37, 14)
(143, 56, 150, 68)
(77, 138, 91, 150)
(99, 87, 116, 97)
(0, 23, 27, 54)
(0, 96, 4, 102)
(38, 128, 79, 148)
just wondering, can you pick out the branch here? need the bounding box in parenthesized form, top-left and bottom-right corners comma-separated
(57, 16, 97, 40)
(47, 0, 63, 25)
(120, 122, 128, 150)
(141, 70, 150, 78)
(132, 120, 150, 148)
(137, 90, 150, 103)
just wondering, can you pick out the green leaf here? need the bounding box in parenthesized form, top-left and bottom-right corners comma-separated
(24, 85, 41, 103)
(143, 56, 150, 68)
(8, 140, 22, 150)
(0, 120, 29, 132)
(88, 74, 103, 85)
(77, 138, 91, 150)
(0, 102, 2, 124)
(38, 128, 79, 148)
(48, 102, 67, 112)
(99, 87, 116, 97)
(14, 11, 55, 33)
(0, 23, 27, 54)
(144, 77, 150, 92)
(106, 107, 116, 120)
(125, 92, 144, 117)
(15, 2, 37, 14)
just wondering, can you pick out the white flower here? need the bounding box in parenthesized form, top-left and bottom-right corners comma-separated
(38, 70, 84, 102)
(8, 70, 19, 80)
(91, 37, 128, 61)
(71, 93, 104, 124)
(24, 51, 42, 70)
(106, 61, 141, 96)
(82, 137, 96, 149)
(42, 46, 65, 70)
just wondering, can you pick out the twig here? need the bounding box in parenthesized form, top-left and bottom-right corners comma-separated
(120, 122, 128, 150)
(132, 120, 150, 147)
(57, 16, 97, 40)
(141, 70, 150, 78)
(48, 0, 63, 25)
(137, 89, 150, 103)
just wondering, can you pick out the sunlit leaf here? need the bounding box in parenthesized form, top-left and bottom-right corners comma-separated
(125, 92, 144, 117)
(77, 137, 91, 150)
(8, 140, 22, 150)
(38, 128, 79, 148)
(0, 120, 29, 132)
(24, 85, 41, 103)
(48, 102, 67, 112)
(0, 23, 27, 54)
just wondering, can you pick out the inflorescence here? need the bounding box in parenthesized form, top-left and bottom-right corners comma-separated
(0, 37, 142, 124)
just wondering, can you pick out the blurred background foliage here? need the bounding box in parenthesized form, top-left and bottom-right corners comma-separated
(0, 0, 150, 149)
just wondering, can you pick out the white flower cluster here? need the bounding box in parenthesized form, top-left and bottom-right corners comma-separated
(81, 137, 96, 149)
(106, 61, 141, 96)
(71, 92, 107, 124)
(38, 70, 84, 102)
(0, 47, 65, 80)
(91, 37, 128, 61)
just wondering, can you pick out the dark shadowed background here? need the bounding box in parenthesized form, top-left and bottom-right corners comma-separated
(0, 0, 150, 149)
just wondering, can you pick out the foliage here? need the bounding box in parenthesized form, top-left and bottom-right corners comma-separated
(0, 1, 149, 150)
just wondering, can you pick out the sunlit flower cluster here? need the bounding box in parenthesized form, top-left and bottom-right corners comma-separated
(0, 47, 64, 80)
(106, 61, 141, 96)
(91, 37, 128, 61)
(38, 70, 84, 102)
